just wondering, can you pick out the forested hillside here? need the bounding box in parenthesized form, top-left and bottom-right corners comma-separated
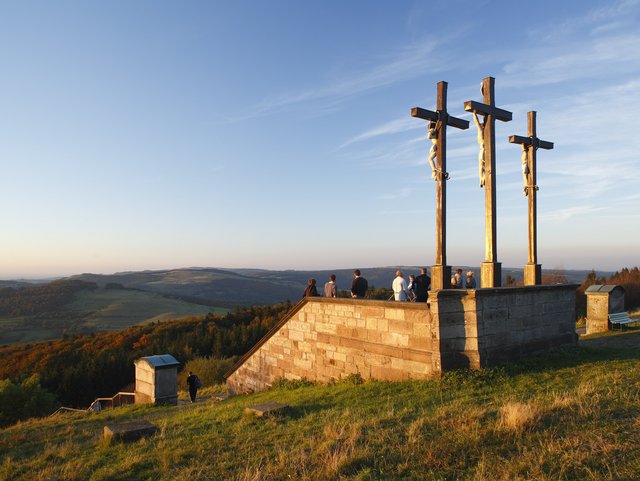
(0, 280, 97, 316)
(0, 302, 291, 407)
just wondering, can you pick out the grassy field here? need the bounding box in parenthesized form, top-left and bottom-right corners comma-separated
(1, 330, 639, 480)
(0, 287, 228, 345)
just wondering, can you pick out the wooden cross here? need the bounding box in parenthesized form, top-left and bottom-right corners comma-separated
(509, 111, 554, 286)
(411, 81, 469, 291)
(464, 77, 512, 288)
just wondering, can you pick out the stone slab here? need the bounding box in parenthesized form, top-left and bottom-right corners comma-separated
(245, 401, 289, 417)
(103, 420, 159, 443)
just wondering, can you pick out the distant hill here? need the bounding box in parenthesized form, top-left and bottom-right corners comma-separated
(0, 266, 606, 345)
(21, 265, 606, 310)
(0, 280, 226, 345)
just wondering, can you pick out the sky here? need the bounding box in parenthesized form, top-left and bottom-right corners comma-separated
(1, 0, 639, 278)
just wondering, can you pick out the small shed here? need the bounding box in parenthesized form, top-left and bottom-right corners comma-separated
(585, 285, 625, 334)
(134, 354, 180, 405)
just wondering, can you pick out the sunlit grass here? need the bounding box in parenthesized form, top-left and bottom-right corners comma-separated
(1, 334, 640, 480)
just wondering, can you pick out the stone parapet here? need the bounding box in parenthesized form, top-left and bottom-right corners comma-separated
(226, 286, 578, 394)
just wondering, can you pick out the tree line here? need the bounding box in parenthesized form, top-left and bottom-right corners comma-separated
(0, 302, 291, 408)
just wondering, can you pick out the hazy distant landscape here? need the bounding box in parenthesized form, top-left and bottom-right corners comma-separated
(0, 266, 608, 345)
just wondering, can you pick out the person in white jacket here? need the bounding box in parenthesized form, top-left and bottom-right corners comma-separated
(392, 271, 409, 301)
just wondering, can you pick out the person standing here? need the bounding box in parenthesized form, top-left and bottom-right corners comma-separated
(303, 278, 319, 297)
(454, 268, 464, 289)
(350, 269, 368, 298)
(407, 275, 417, 301)
(414, 267, 431, 302)
(465, 271, 477, 289)
(392, 271, 409, 301)
(324, 274, 337, 298)
(186, 371, 200, 403)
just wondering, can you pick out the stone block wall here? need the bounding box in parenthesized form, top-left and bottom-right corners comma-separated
(430, 285, 578, 367)
(226, 298, 436, 394)
(226, 285, 578, 394)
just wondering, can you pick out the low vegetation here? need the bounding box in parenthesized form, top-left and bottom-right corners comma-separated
(1, 331, 639, 480)
(0, 302, 290, 407)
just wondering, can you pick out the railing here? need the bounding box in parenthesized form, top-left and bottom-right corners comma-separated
(88, 392, 135, 412)
(51, 391, 135, 416)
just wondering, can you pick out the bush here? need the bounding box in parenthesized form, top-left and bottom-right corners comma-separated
(0, 374, 57, 427)
(178, 356, 241, 389)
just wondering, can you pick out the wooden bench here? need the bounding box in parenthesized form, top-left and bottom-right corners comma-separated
(608, 312, 638, 329)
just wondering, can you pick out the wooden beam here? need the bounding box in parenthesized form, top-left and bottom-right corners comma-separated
(411, 107, 438, 121)
(464, 100, 512, 122)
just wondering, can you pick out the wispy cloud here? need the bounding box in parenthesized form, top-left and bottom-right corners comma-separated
(226, 36, 457, 123)
(337, 118, 421, 150)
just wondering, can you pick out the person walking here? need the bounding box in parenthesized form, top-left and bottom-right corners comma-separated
(324, 274, 337, 298)
(414, 267, 431, 302)
(350, 269, 368, 298)
(392, 270, 409, 301)
(186, 371, 200, 403)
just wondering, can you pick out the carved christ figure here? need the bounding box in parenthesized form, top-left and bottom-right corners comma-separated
(521, 144, 530, 196)
(472, 112, 487, 187)
(426, 120, 449, 181)
(427, 121, 438, 180)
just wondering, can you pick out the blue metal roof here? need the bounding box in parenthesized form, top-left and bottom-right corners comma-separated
(585, 284, 624, 294)
(136, 354, 180, 368)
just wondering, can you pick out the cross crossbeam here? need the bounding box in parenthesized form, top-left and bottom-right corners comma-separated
(411, 81, 469, 291)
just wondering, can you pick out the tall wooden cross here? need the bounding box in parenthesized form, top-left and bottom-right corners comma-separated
(509, 111, 554, 286)
(411, 81, 469, 290)
(464, 77, 512, 288)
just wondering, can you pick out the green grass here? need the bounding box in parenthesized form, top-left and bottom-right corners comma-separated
(1, 332, 640, 480)
(0, 287, 229, 345)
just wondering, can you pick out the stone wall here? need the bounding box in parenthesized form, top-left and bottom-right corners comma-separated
(430, 285, 578, 367)
(226, 285, 578, 394)
(226, 298, 437, 394)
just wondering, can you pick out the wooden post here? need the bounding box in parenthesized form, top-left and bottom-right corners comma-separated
(411, 81, 469, 290)
(464, 77, 512, 288)
(509, 111, 554, 285)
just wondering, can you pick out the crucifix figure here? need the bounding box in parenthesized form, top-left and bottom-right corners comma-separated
(411, 81, 469, 291)
(464, 77, 512, 288)
(472, 112, 487, 187)
(509, 111, 554, 286)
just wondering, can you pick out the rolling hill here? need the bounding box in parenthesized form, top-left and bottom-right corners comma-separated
(0, 282, 226, 345)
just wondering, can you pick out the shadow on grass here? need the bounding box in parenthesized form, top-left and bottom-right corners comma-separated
(499, 329, 640, 376)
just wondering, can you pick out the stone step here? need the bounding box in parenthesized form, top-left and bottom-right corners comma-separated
(245, 401, 288, 417)
(103, 420, 160, 443)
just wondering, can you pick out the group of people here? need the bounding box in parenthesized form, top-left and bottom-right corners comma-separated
(451, 268, 476, 289)
(303, 267, 477, 303)
(303, 270, 368, 299)
(391, 268, 431, 302)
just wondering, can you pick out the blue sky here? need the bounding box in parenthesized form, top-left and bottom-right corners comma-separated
(1, 0, 639, 278)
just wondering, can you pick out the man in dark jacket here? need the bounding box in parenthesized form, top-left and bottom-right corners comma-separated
(414, 267, 431, 302)
(350, 269, 368, 298)
(186, 371, 200, 403)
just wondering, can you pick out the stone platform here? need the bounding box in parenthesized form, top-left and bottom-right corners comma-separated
(226, 285, 578, 394)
